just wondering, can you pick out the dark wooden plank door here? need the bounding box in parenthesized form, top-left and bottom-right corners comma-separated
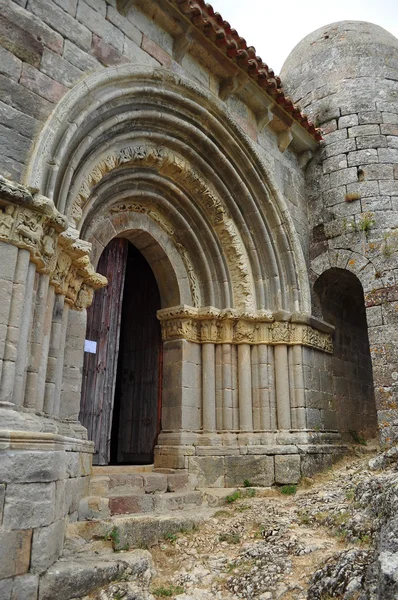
(79, 238, 128, 465)
(112, 244, 162, 464)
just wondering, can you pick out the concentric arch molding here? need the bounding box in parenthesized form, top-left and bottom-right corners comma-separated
(74, 143, 254, 311)
(157, 306, 334, 353)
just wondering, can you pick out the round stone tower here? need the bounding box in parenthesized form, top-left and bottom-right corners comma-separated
(281, 22, 398, 445)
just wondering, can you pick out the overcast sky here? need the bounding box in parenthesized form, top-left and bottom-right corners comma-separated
(211, 0, 398, 75)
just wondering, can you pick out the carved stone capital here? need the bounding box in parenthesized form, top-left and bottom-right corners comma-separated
(0, 176, 106, 309)
(157, 305, 333, 352)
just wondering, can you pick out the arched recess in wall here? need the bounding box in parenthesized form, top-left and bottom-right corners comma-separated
(25, 65, 311, 314)
(314, 267, 378, 441)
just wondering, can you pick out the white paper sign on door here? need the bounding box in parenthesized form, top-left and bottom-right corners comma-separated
(84, 339, 97, 354)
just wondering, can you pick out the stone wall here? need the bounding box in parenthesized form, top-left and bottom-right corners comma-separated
(281, 21, 398, 444)
(0, 436, 91, 597)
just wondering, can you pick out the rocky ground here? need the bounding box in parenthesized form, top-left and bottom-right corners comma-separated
(79, 444, 398, 600)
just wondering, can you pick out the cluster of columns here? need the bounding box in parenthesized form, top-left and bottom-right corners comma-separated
(195, 340, 303, 433)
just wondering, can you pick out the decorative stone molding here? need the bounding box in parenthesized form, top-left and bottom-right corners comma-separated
(74, 143, 254, 310)
(0, 176, 106, 309)
(157, 305, 334, 352)
(110, 202, 200, 307)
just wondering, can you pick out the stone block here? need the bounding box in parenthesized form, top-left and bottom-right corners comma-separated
(347, 149, 378, 166)
(78, 495, 110, 520)
(167, 473, 189, 492)
(31, 519, 65, 573)
(123, 36, 159, 66)
(108, 474, 144, 495)
(378, 148, 398, 163)
(106, 5, 142, 45)
(0, 450, 66, 483)
(41, 49, 83, 88)
(3, 482, 55, 529)
(53, 0, 77, 14)
(358, 111, 382, 124)
(0, 13, 44, 67)
(301, 453, 333, 477)
(142, 474, 167, 494)
(63, 39, 100, 72)
(29, 0, 91, 50)
(0, 73, 52, 121)
(9, 574, 39, 600)
(275, 455, 301, 484)
(224, 455, 274, 487)
(20, 63, 67, 103)
(77, 0, 124, 53)
(0, 482, 5, 524)
(338, 114, 358, 129)
(91, 34, 129, 66)
(329, 167, 358, 188)
(2, 0, 63, 54)
(0, 529, 32, 578)
(380, 124, 398, 136)
(322, 153, 347, 174)
(0, 99, 40, 140)
(188, 456, 225, 487)
(0, 45, 22, 80)
(356, 135, 387, 150)
(348, 124, 380, 138)
(0, 122, 33, 164)
(109, 494, 154, 515)
(142, 34, 171, 67)
(324, 138, 356, 159)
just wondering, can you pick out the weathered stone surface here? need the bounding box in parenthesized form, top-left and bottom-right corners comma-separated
(0, 73, 52, 121)
(20, 63, 67, 103)
(274, 454, 301, 484)
(0, 450, 66, 483)
(0, 13, 43, 67)
(30, 518, 66, 573)
(29, 0, 92, 50)
(224, 456, 274, 487)
(0, 529, 32, 578)
(3, 482, 55, 528)
(0, 45, 22, 80)
(188, 457, 225, 488)
(76, 0, 124, 53)
(91, 34, 129, 66)
(109, 494, 154, 516)
(40, 49, 83, 88)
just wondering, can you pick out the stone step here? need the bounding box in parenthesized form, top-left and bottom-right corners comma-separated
(79, 490, 203, 520)
(38, 548, 154, 600)
(89, 470, 190, 497)
(92, 464, 154, 475)
(67, 507, 214, 551)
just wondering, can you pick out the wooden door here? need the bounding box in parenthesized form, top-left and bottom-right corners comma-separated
(111, 243, 162, 464)
(79, 238, 128, 465)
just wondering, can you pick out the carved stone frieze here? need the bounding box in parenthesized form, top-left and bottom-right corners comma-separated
(0, 176, 106, 309)
(157, 305, 334, 353)
(110, 202, 200, 307)
(74, 143, 253, 310)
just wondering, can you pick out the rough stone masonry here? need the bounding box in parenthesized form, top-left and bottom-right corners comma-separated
(0, 0, 397, 597)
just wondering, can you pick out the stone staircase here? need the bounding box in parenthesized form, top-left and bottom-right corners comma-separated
(78, 465, 203, 520)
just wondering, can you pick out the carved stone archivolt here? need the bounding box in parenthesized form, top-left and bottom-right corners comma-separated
(73, 143, 253, 310)
(110, 202, 200, 307)
(157, 305, 334, 353)
(0, 176, 106, 309)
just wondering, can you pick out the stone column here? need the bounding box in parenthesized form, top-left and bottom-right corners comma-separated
(215, 344, 222, 429)
(222, 344, 233, 430)
(231, 344, 239, 429)
(36, 285, 55, 412)
(291, 345, 306, 429)
(238, 343, 253, 431)
(251, 345, 260, 429)
(0, 245, 31, 406)
(59, 308, 86, 421)
(274, 344, 291, 430)
(202, 342, 216, 431)
(258, 344, 272, 430)
(24, 274, 51, 409)
(44, 295, 67, 415)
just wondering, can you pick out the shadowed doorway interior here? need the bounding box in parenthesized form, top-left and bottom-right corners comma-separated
(79, 238, 162, 465)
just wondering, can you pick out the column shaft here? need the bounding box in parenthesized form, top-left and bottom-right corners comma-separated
(275, 344, 291, 430)
(202, 342, 216, 431)
(238, 343, 253, 431)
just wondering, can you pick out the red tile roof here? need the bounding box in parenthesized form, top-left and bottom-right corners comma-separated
(171, 0, 322, 141)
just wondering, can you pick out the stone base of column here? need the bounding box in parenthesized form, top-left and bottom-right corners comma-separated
(154, 429, 346, 487)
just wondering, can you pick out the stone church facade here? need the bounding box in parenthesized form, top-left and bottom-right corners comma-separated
(0, 0, 397, 594)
